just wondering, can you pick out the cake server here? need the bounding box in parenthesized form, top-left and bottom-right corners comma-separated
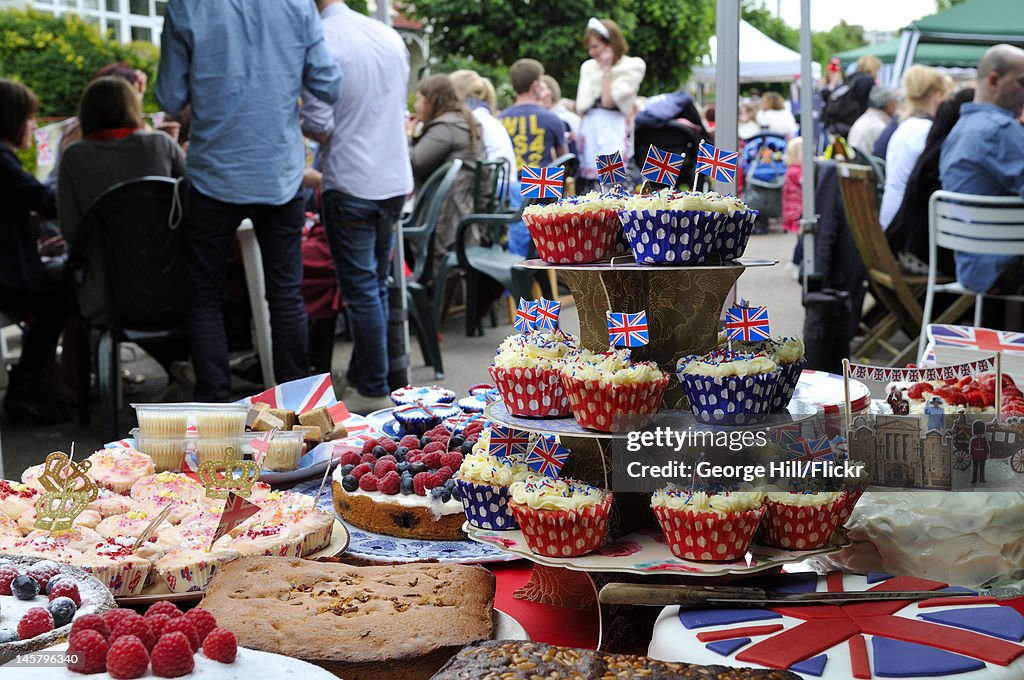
(598, 583, 980, 607)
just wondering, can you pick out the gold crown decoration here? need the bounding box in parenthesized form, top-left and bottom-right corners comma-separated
(33, 451, 99, 533)
(197, 454, 260, 499)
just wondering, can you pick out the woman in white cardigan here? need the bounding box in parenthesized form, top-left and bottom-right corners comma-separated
(575, 17, 645, 191)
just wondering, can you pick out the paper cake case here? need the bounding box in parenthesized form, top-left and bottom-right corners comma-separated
(711, 209, 758, 261)
(619, 208, 723, 265)
(488, 365, 571, 418)
(509, 495, 612, 557)
(524, 207, 620, 264)
(560, 373, 669, 432)
(652, 505, 765, 561)
(679, 369, 780, 424)
(456, 479, 518, 530)
(78, 561, 150, 597)
(771, 359, 806, 412)
(761, 494, 846, 549)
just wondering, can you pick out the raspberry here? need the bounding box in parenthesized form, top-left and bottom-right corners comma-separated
(0, 565, 19, 595)
(105, 634, 150, 679)
(374, 459, 397, 478)
(360, 439, 377, 455)
(377, 471, 401, 495)
(440, 452, 463, 469)
(111, 615, 156, 651)
(202, 627, 237, 664)
(145, 600, 182, 620)
(351, 463, 373, 479)
(150, 631, 194, 678)
(26, 561, 61, 590)
(422, 441, 446, 454)
(161, 617, 199, 653)
(17, 607, 54, 639)
(183, 608, 218, 643)
(339, 451, 362, 468)
(399, 435, 420, 449)
(413, 472, 442, 496)
(435, 466, 453, 483)
(422, 452, 442, 470)
(379, 438, 398, 454)
(49, 581, 81, 607)
(68, 629, 109, 674)
(71, 614, 111, 641)
(145, 613, 170, 639)
(406, 451, 422, 464)
(103, 609, 141, 633)
(358, 473, 378, 492)
(359, 453, 377, 465)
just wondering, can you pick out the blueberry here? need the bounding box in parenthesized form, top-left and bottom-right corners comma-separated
(430, 487, 452, 503)
(444, 477, 456, 490)
(371, 446, 387, 458)
(461, 441, 474, 454)
(341, 475, 359, 492)
(11, 575, 39, 600)
(451, 435, 464, 449)
(410, 461, 427, 475)
(400, 476, 415, 495)
(396, 446, 409, 456)
(450, 482, 461, 501)
(45, 574, 72, 596)
(48, 596, 77, 627)
(0, 630, 17, 643)
(419, 436, 431, 448)
(396, 462, 410, 474)
(339, 464, 355, 477)
(393, 450, 406, 463)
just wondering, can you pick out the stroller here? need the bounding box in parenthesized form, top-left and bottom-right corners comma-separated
(740, 133, 788, 231)
(633, 91, 711, 191)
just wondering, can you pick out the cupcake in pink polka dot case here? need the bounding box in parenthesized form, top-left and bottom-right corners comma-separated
(507, 476, 612, 557)
(651, 489, 766, 562)
(761, 491, 847, 550)
(522, 191, 625, 264)
(559, 349, 670, 432)
(488, 329, 580, 418)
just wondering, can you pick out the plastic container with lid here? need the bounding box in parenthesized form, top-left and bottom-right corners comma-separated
(242, 431, 306, 472)
(132, 402, 249, 439)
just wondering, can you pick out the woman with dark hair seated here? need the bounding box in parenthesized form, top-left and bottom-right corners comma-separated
(0, 79, 70, 424)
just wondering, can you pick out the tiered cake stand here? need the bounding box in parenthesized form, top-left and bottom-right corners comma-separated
(466, 256, 851, 650)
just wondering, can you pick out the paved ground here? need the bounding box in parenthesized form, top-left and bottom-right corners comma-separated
(0, 230, 804, 479)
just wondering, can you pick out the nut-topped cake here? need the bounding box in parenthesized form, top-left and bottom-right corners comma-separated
(199, 556, 495, 680)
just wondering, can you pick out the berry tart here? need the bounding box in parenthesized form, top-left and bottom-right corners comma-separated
(332, 428, 484, 540)
(0, 555, 115, 665)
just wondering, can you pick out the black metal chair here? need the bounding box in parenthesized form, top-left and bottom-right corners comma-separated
(401, 159, 463, 380)
(70, 176, 186, 440)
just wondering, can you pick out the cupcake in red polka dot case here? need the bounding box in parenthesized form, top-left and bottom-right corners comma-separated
(488, 329, 580, 418)
(559, 349, 670, 432)
(761, 491, 847, 550)
(507, 476, 612, 557)
(651, 489, 766, 562)
(522, 191, 625, 264)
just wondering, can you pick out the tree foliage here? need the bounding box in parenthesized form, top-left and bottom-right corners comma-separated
(0, 8, 159, 117)
(741, 1, 866, 72)
(407, 0, 716, 97)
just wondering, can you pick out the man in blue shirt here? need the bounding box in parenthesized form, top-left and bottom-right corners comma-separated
(156, 0, 341, 401)
(940, 44, 1024, 294)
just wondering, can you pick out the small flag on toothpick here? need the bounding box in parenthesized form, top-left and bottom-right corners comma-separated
(696, 142, 739, 184)
(725, 304, 771, 343)
(514, 298, 538, 333)
(250, 427, 277, 469)
(488, 425, 532, 459)
(534, 298, 560, 332)
(607, 311, 650, 348)
(208, 492, 260, 550)
(520, 166, 564, 199)
(525, 435, 570, 477)
(596, 151, 627, 184)
(641, 146, 684, 187)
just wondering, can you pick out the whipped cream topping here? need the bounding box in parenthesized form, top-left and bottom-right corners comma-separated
(651, 490, 764, 514)
(679, 349, 778, 378)
(560, 348, 665, 384)
(765, 491, 845, 507)
(509, 475, 607, 511)
(493, 329, 580, 370)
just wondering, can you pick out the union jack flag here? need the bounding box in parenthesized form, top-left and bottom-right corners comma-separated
(534, 298, 561, 331)
(250, 428, 278, 469)
(607, 311, 649, 347)
(525, 435, 569, 477)
(209, 492, 260, 549)
(928, 324, 1024, 354)
(248, 373, 336, 415)
(484, 388, 501, 405)
(34, 127, 53, 166)
(787, 435, 834, 462)
(596, 151, 627, 184)
(488, 425, 531, 459)
(641, 146, 684, 186)
(726, 305, 771, 343)
(770, 424, 805, 446)
(520, 165, 564, 199)
(696, 142, 739, 184)
(514, 298, 538, 333)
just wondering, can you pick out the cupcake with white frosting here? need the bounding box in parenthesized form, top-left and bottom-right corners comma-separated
(677, 349, 781, 424)
(559, 349, 669, 431)
(523, 191, 625, 264)
(705, 193, 758, 261)
(761, 491, 846, 550)
(727, 336, 806, 412)
(618, 190, 725, 265)
(508, 476, 611, 557)
(488, 329, 580, 417)
(651, 489, 765, 561)
(455, 428, 533, 530)
(84, 447, 155, 494)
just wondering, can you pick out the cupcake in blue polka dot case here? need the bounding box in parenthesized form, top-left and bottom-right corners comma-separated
(618, 191, 725, 265)
(454, 427, 533, 530)
(708, 194, 758, 261)
(677, 350, 781, 424)
(457, 394, 487, 413)
(392, 402, 461, 435)
(389, 384, 457, 406)
(724, 336, 806, 412)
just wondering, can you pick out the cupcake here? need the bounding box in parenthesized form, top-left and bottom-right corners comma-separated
(84, 447, 155, 494)
(0, 480, 40, 518)
(134, 435, 187, 473)
(87, 488, 136, 518)
(489, 329, 579, 418)
(255, 433, 306, 472)
(130, 471, 205, 503)
(135, 407, 187, 439)
(455, 428, 533, 530)
(73, 537, 154, 596)
(559, 349, 670, 432)
(678, 350, 781, 424)
(456, 394, 487, 413)
(155, 537, 240, 593)
(392, 403, 461, 436)
(390, 384, 457, 406)
(194, 406, 248, 438)
(651, 490, 765, 561)
(95, 510, 159, 540)
(22, 525, 104, 553)
(728, 337, 806, 412)
(522, 191, 624, 264)
(618, 190, 723, 265)
(761, 491, 846, 550)
(18, 508, 102, 534)
(249, 493, 335, 555)
(706, 193, 758, 261)
(0, 513, 21, 538)
(196, 438, 243, 468)
(508, 476, 612, 557)
(228, 522, 305, 558)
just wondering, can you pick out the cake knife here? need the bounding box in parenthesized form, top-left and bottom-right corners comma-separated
(598, 583, 981, 607)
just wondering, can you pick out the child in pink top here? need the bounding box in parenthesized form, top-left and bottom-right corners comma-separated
(781, 136, 803, 233)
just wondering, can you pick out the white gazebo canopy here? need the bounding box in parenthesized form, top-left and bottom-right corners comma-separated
(693, 19, 822, 84)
